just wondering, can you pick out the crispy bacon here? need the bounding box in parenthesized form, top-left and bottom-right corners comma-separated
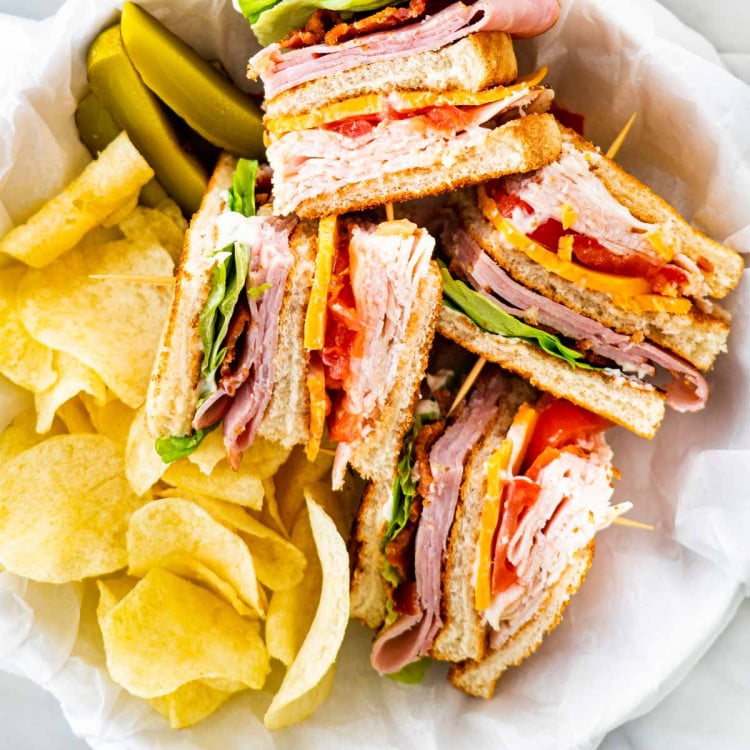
(277, 9, 342, 50)
(325, 0, 427, 45)
(218, 296, 251, 396)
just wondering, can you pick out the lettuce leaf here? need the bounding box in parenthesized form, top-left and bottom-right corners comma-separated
(227, 158, 258, 218)
(386, 658, 431, 685)
(440, 264, 601, 370)
(243, 0, 399, 45)
(155, 424, 217, 464)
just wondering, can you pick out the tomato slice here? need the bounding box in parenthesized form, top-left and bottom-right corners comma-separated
(522, 399, 612, 473)
(491, 477, 541, 596)
(485, 181, 534, 218)
(326, 115, 381, 138)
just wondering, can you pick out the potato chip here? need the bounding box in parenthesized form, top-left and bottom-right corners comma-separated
(0, 132, 153, 268)
(18, 238, 173, 408)
(119, 205, 185, 261)
(0, 434, 144, 582)
(0, 375, 33, 434)
(274, 445, 334, 532)
(125, 407, 166, 496)
(185, 429, 289, 478)
(57, 397, 96, 434)
(169, 491, 306, 592)
(127, 498, 265, 617)
(255, 477, 289, 538)
(82, 393, 136, 446)
(155, 198, 188, 233)
(99, 568, 270, 699)
(0, 407, 64, 465)
(303, 479, 361, 542)
(150, 680, 238, 729)
(0, 265, 56, 392)
(101, 190, 140, 228)
(35, 350, 107, 433)
(163, 459, 264, 509)
(264, 499, 349, 729)
(97, 576, 139, 618)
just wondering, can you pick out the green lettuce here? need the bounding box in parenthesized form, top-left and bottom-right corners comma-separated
(155, 424, 217, 464)
(240, 0, 401, 46)
(440, 263, 601, 370)
(386, 658, 431, 685)
(227, 158, 259, 218)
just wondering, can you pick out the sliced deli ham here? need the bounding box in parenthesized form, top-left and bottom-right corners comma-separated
(251, 0, 559, 99)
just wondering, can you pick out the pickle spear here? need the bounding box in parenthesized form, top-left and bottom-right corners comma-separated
(121, 2, 264, 158)
(87, 25, 208, 215)
(75, 92, 169, 208)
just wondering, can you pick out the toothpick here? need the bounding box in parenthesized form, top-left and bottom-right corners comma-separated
(448, 357, 487, 417)
(318, 447, 337, 456)
(606, 112, 637, 159)
(613, 516, 655, 531)
(385, 203, 395, 221)
(88, 274, 175, 286)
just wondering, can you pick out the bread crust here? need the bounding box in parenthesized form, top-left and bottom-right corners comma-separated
(438, 305, 665, 438)
(263, 32, 518, 119)
(288, 114, 562, 219)
(448, 542, 594, 698)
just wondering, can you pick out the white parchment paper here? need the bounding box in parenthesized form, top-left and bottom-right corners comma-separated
(0, 1, 749, 748)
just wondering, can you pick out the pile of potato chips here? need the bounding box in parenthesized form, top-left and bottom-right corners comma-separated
(0, 133, 357, 730)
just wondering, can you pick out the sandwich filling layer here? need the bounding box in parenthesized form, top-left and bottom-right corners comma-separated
(304, 217, 435, 488)
(440, 218, 709, 411)
(268, 81, 552, 216)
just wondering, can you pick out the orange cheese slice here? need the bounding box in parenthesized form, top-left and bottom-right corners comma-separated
(265, 67, 547, 137)
(610, 293, 691, 314)
(475, 438, 512, 612)
(646, 230, 675, 262)
(478, 186, 655, 298)
(506, 402, 541, 474)
(305, 359, 328, 462)
(304, 215, 338, 351)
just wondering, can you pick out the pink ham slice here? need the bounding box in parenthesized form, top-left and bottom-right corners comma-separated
(193, 216, 295, 469)
(251, 0, 559, 99)
(371, 371, 508, 674)
(443, 221, 709, 412)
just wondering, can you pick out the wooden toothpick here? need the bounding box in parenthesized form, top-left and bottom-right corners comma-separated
(613, 516, 655, 531)
(88, 274, 175, 286)
(606, 113, 637, 159)
(447, 357, 487, 417)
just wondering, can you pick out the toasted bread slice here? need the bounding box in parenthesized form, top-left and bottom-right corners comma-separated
(146, 153, 236, 439)
(431, 378, 536, 663)
(263, 32, 518, 119)
(438, 305, 665, 438)
(276, 113, 562, 219)
(448, 541, 594, 699)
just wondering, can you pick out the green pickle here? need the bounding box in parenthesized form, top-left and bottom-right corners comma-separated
(75, 92, 169, 208)
(120, 2, 265, 158)
(87, 25, 208, 215)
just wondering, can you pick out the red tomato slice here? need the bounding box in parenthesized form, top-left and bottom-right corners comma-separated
(486, 181, 534, 218)
(527, 217, 565, 253)
(571, 234, 658, 277)
(326, 115, 381, 138)
(522, 399, 612, 473)
(491, 477, 541, 596)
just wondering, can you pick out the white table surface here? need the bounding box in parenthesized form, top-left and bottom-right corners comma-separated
(0, 1, 748, 748)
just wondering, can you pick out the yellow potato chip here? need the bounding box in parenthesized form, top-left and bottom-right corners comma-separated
(255, 477, 289, 538)
(18, 238, 173, 408)
(101, 190, 140, 228)
(125, 407, 166, 496)
(82, 394, 136, 446)
(57, 397, 96, 434)
(0, 434, 144, 582)
(264, 499, 349, 729)
(0, 375, 33, 434)
(186, 429, 289, 478)
(119, 205, 185, 261)
(163, 459, 264, 509)
(303, 480, 361, 542)
(0, 407, 64, 465)
(0, 132, 153, 268)
(150, 680, 238, 729)
(35, 350, 107, 433)
(127, 498, 265, 617)
(274, 445, 334, 532)
(173, 491, 306, 592)
(97, 576, 139, 618)
(0, 265, 56, 392)
(154, 198, 188, 233)
(99, 568, 270, 699)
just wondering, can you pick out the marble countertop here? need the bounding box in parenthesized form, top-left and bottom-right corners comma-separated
(0, 1, 748, 748)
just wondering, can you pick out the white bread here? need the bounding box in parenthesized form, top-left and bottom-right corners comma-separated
(288, 113, 563, 219)
(346, 260, 443, 486)
(438, 305, 665, 438)
(431, 378, 537, 663)
(448, 541, 594, 698)
(263, 32, 518, 119)
(146, 153, 236, 439)
(258, 220, 316, 448)
(561, 126, 743, 301)
(453, 162, 735, 372)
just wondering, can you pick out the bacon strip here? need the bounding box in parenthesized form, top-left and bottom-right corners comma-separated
(371, 372, 508, 673)
(251, 0, 557, 99)
(443, 220, 709, 411)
